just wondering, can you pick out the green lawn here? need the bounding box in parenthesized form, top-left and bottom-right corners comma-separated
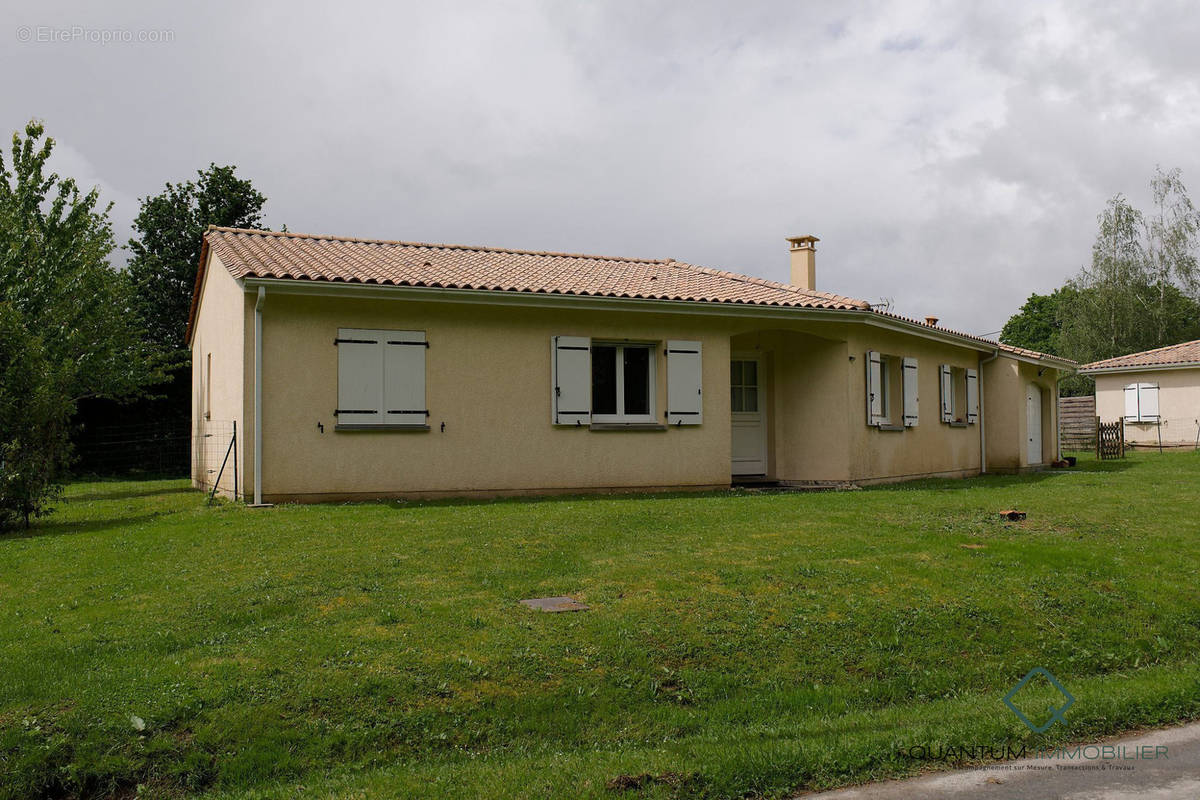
(2, 453, 1199, 799)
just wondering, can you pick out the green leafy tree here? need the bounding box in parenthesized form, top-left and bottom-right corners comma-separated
(999, 287, 1078, 356)
(0, 303, 72, 529)
(0, 120, 162, 527)
(1145, 167, 1200, 340)
(1001, 168, 1200, 396)
(1059, 178, 1200, 364)
(0, 120, 163, 402)
(127, 164, 268, 351)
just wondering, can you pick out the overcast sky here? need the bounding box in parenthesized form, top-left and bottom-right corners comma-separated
(5, 1, 1200, 334)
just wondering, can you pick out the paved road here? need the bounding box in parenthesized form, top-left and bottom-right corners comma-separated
(799, 722, 1200, 800)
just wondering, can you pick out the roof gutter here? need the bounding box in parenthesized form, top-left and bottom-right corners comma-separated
(1000, 352, 1078, 370)
(1079, 361, 1200, 375)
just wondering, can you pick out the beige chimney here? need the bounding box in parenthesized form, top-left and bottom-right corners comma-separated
(786, 235, 819, 291)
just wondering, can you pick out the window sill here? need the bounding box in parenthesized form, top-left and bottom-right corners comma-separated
(874, 423, 905, 432)
(589, 422, 668, 431)
(948, 421, 969, 428)
(334, 424, 430, 432)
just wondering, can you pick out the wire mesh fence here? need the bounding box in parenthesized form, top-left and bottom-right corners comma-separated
(193, 419, 239, 500)
(72, 417, 191, 477)
(1122, 415, 1200, 450)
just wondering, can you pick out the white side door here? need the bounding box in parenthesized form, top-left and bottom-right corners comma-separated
(731, 357, 767, 476)
(1026, 383, 1043, 464)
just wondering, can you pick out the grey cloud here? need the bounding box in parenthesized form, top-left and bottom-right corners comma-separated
(3, 0, 1199, 334)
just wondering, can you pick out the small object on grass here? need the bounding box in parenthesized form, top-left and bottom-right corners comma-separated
(519, 596, 589, 613)
(960, 543, 986, 549)
(130, 714, 145, 731)
(999, 509, 1026, 521)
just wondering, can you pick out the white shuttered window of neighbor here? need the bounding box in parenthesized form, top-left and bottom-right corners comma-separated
(552, 336, 591, 425)
(1124, 382, 1160, 422)
(866, 351, 883, 425)
(901, 357, 919, 426)
(965, 368, 979, 424)
(666, 340, 703, 425)
(337, 328, 427, 427)
(1140, 382, 1160, 420)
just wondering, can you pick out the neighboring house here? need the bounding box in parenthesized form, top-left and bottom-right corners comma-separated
(1080, 339, 1200, 447)
(187, 227, 1075, 503)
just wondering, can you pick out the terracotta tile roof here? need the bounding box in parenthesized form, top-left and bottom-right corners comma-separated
(1080, 339, 1200, 372)
(202, 227, 871, 310)
(189, 226, 1075, 367)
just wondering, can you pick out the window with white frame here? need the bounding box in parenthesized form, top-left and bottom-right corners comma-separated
(335, 328, 428, 428)
(1124, 382, 1160, 422)
(730, 359, 759, 413)
(866, 351, 918, 427)
(938, 364, 978, 425)
(551, 336, 702, 426)
(591, 342, 655, 422)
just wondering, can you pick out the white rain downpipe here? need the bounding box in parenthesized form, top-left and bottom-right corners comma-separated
(254, 285, 265, 505)
(979, 348, 1001, 473)
(1054, 374, 1063, 461)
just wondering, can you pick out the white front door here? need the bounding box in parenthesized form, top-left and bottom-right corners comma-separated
(731, 357, 767, 475)
(1027, 383, 1043, 464)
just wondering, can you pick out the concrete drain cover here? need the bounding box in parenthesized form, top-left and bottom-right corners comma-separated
(520, 596, 589, 613)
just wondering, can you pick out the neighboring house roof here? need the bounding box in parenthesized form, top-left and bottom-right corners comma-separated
(1079, 339, 1200, 373)
(187, 226, 1075, 368)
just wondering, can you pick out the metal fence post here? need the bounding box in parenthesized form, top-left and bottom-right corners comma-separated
(232, 420, 238, 502)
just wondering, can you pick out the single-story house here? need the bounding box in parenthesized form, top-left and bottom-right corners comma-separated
(187, 227, 1076, 503)
(1080, 339, 1200, 447)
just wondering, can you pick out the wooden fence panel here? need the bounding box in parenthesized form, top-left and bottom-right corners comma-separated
(1059, 395, 1097, 451)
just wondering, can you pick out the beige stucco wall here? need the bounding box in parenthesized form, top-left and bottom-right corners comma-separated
(982, 357, 1060, 471)
(188, 254, 246, 498)
(731, 328, 852, 482)
(728, 326, 1061, 484)
(1094, 368, 1200, 445)
(257, 293, 736, 501)
(844, 327, 984, 482)
(192, 276, 1070, 500)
